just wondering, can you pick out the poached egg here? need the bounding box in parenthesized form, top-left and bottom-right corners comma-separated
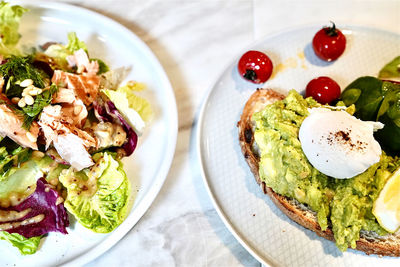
(299, 108, 383, 179)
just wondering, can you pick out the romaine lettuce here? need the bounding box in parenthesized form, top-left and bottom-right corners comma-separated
(44, 32, 87, 67)
(102, 89, 145, 134)
(45, 32, 87, 58)
(65, 32, 88, 53)
(116, 82, 152, 122)
(0, 1, 27, 56)
(59, 152, 131, 233)
(0, 160, 42, 204)
(0, 231, 41, 255)
(44, 32, 109, 74)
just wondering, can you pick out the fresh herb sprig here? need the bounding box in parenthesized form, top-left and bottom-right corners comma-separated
(0, 55, 47, 97)
(21, 84, 58, 129)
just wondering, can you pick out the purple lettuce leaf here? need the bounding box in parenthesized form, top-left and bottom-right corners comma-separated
(93, 99, 138, 156)
(2, 178, 69, 238)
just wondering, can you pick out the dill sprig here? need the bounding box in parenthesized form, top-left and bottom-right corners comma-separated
(0, 55, 46, 93)
(21, 84, 58, 129)
(0, 55, 57, 129)
(0, 84, 58, 130)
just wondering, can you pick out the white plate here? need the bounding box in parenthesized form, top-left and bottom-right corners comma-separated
(0, 1, 177, 266)
(197, 26, 400, 266)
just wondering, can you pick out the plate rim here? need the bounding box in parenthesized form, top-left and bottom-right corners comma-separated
(196, 24, 400, 266)
(13, 1, 178, 266)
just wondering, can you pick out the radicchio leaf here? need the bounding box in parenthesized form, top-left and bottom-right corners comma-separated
(93, 99, 138, 156)
(1, 178, 69, 238)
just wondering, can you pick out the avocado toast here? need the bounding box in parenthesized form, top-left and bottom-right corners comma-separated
(238, 88, 400, 256)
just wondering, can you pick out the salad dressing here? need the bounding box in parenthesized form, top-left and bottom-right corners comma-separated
(0, 214, 44, 231)
(0, 1, 148, 255)
(0, 186, 36, 208)
(0, 208, 30, 222)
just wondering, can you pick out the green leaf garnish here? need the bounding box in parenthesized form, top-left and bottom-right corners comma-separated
(91, 58, 109, 74)
(0, 2, 28, 56)
(66, 32, 88, 54)
(378, 56, 400, 79)
(21, 84, 58, 129)
(0, 55, 46, 97)
(0, 232, 41, 255)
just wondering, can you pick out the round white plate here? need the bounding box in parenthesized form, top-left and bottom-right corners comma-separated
(0, 1, 177, 266)
(197, 26, 400, 266)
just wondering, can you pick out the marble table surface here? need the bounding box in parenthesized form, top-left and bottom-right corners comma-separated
(45, 0, 399, 266)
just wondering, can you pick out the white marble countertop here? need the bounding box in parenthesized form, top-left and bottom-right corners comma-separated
(45, 0, 399, 266)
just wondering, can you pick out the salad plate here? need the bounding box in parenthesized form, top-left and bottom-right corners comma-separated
(0, 1, 177, 266)
(197, 25, 400, 266)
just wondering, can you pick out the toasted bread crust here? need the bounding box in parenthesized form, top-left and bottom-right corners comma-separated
(238, 89, 400, 257)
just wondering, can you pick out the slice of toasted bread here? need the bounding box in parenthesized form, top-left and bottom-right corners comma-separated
(238, 88, 400, 257)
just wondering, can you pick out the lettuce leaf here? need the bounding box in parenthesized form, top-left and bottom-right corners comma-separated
(59, 152, 130, 233)
(2, 178, 69, 238)
(0, 231, 41, 255)
(102, 89, 145, 134)
(116, 82, 152, 122)
(44, 32, 88, 67)
(65, 32, 88, 53)
(0, 160, 42, 204)
(0, 2, 27, 56)
(93, 98, 138, 156)
(0, 146, 30, 177)
(44, 32, 109, 74)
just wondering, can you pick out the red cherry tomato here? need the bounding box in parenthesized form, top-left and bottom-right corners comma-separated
(238, 50, 273, 84)
(312, 22, 346, 61)
(305, 76, 341, 104)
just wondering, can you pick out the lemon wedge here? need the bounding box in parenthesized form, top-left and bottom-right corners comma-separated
(373, 167, 400, 233)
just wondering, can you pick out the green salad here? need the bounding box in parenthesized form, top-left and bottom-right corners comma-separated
(0, 2, 152, 255)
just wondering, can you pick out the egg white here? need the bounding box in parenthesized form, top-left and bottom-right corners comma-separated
(299, 108, 383, 179)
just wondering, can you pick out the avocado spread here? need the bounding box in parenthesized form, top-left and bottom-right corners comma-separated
(253, 90, 400, 251)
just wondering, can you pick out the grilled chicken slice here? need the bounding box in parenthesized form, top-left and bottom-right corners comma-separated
(38, 105, 96, 170)
(0, 95, 39, 150)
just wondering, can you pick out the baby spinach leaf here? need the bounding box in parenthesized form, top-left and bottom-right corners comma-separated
(341, 76, 400, 153)
(341, 76, 384, 121)
(379, 56, 400, 79)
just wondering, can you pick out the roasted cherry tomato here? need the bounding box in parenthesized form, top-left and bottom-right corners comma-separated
(238, 50, 273, 84)
(306, 76, 341, 104)
(312, 22, 346, 61)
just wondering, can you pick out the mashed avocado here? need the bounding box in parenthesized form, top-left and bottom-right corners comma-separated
(253, 90, 400, 251)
